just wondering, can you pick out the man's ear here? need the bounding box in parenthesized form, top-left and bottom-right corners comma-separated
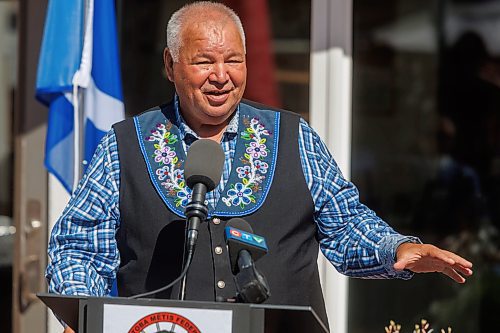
(163, 47, 175, 82)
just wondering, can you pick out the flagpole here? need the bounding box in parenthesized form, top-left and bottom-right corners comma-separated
(71, 0, 94, 192)
(71, 86, 80, 192)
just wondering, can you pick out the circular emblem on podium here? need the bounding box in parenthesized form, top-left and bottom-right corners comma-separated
(128, 312, 201, 333)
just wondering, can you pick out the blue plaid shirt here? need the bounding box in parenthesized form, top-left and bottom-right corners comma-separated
(46, 100, 417, 296)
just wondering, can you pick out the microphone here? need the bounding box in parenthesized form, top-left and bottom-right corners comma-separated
(184, 139, 225, 253)
(225, 218, 270, 303)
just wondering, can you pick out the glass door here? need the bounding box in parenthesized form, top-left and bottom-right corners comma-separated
(350, 0, 500, 332)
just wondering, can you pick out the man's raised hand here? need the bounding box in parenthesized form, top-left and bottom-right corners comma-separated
(394, 243, 473, 283)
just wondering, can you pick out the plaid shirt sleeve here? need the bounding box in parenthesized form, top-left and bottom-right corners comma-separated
(45, 129, 121, 296)
(298, 118, 419, 279)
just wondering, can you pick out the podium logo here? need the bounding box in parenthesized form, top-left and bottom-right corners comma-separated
(128, 312, 201, 333)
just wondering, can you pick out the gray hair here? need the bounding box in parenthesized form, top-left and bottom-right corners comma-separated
(166, 1, 246, 62)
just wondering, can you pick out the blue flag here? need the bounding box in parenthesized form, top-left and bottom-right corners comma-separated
(36, 0, 125, 193)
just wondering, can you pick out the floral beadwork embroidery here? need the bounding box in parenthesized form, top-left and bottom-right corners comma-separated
(145, 122, 191, 207)
(137, 104, 279, 216)
(222, 117, 272, 208)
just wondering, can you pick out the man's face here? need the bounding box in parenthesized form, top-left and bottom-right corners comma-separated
(164, 16, 247, 128)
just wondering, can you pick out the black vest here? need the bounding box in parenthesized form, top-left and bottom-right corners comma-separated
(113, 101, 328, 326)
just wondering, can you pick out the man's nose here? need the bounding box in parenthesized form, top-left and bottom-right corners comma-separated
(209, 63, 229, 84)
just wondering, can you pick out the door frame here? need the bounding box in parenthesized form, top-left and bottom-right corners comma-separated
(12, 0, 50, 332)
(310, 1, 353, 333)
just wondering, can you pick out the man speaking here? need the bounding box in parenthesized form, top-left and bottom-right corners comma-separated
(46, 2, 473, 332)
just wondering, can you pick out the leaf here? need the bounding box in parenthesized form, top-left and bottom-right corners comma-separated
(240, 203, 245, 209)
(260, 138, 266, 144)
(242, 178, 249, 185)
(154, 144, 161, 149)
(244, 153, 251, 160)
(246, 128, 254, 133)
(249, 196, 256, 203)
(164, 132, 170, 139)
(175, 200, 182, 207)
(179, 181, 185, 188)
(173, 156, 178, 164)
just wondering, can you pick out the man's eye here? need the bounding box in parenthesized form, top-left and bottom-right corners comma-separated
(227, 59, 242, 64)
(195, 61, 211, 65)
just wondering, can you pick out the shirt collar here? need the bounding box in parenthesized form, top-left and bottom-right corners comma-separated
(172, 93, 239, 142)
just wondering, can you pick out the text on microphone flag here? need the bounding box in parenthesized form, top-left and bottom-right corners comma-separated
(225, 226, 268, 251)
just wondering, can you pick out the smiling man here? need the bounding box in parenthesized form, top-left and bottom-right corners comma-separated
(47, 2, 473, 333)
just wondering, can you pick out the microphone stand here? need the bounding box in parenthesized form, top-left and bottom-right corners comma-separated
(179, 183, 208, 300)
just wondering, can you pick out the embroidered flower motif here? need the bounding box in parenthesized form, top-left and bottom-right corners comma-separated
(163, 132, 178, 145)
(254, 175, 265, 184)
(227, 183, 254, 207)
(172, 168, 183, 181)
(246, 141, 268, 159)
(156, 166, 170, 180)
(161, 180, 174, 190)
(224, 116, 272, 209)
(253, 160, 268, 174)
(146, 120, 188, 208)
(176, 187, 192, 207)
(236, 166, 252, 179)
(154, 146, 176, 165)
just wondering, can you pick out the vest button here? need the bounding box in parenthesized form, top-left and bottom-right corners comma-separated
(213, 217, 221, 225)
(214, 246, 223, 255)
(217, 280, 226, 289)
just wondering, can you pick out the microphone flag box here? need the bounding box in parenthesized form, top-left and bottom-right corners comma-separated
(224, 226, 268, 273)
(225, 227, 268, 250)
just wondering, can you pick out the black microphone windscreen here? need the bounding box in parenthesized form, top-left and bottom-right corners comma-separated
(185, 139, 225, 191)
(226, 218, 254, 233)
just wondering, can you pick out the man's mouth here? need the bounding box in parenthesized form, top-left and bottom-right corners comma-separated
(204, 90, 231, 96)
(203, 89, 232, 105)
